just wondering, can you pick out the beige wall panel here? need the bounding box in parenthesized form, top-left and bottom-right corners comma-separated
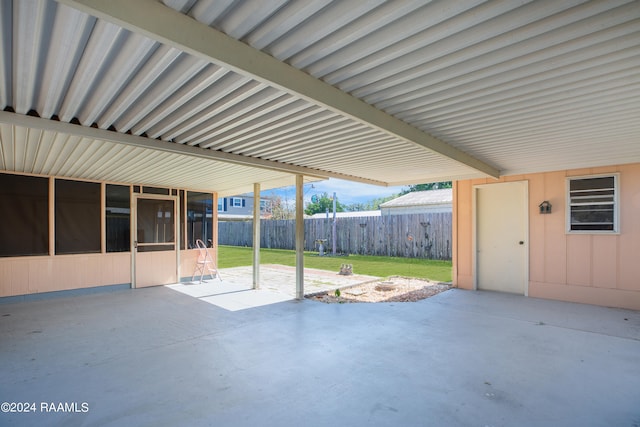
(10, 260, 30, 295)
(618, 164, 640, 290)
(27, 258, 54, 293)
(85, 256, 104, 288)
(618, 233, 640, 291)
(504, 175, 526, 182)
(591, 236, 617, 289)
(53, 256, 87, 291)
(455, 162, 640, 310)
(180, 249, 199, 280)
(454, 180, 473, 287)
(530, 281, 640, 311)
(0, 254, 133, 298)
(566, 235, 592, 287)
(0, 261, 13, 296)
(566, 168, 594, 177)
(456, 275, 474, 290)
(542, 172, 567, 285)
(99, 253, 131, 285)
(589, 165, 620, 176)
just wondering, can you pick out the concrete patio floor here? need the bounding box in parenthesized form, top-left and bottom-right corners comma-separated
(1, 279, 639, 427)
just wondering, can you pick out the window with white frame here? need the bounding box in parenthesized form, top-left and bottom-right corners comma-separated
(567, 175, 618, 233)
(231, 197, 243, 208)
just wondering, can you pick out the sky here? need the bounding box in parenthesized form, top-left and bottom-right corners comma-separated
(260, 178, 407, 208)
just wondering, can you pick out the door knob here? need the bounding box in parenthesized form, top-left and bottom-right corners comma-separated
(519, 241, 524, 245)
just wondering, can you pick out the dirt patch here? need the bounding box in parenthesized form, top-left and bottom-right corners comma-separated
(307, 276, 451, 303)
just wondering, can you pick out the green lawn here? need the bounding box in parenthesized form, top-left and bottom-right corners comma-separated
(217, 245, 452, 282)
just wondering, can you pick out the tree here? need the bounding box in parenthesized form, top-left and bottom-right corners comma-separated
(344, 202, 367, 212)
(400, 182, 452, 195)
(345, 194, 398, 211)
(268, 195, 295, 220)
(304, 192, 345, 216)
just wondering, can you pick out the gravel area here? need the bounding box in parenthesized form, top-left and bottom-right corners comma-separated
(307, 276, 451, 303)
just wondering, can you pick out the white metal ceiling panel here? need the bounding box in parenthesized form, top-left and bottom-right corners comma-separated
(0, 0, 638, 193)
(0, 122, 314, 195)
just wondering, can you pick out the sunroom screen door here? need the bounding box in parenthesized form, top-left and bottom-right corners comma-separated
(134, 196, 177, 287)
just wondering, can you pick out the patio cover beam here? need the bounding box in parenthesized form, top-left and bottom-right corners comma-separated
(58, 0, 501, 180)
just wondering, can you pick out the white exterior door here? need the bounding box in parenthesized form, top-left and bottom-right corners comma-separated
(476, 181, 528, 294)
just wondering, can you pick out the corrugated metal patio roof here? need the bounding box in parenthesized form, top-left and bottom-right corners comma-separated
(1, 0, 639, 194)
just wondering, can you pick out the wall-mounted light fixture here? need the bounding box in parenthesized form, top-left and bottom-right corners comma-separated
(539, 201, 552, 214)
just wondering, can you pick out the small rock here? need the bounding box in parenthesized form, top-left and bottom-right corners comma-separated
(375, 283, 396, 292)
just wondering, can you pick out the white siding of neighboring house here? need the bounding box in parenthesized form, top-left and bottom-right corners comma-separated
(381, 203, 452, 215)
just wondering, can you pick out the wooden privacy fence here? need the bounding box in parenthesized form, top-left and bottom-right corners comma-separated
(218, 213, 452, 260)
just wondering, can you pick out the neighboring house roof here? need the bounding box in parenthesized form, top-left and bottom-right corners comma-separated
(310, 210, 381, 219)
(381, 189, 453, 208)
(1, 1, 638, 194)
